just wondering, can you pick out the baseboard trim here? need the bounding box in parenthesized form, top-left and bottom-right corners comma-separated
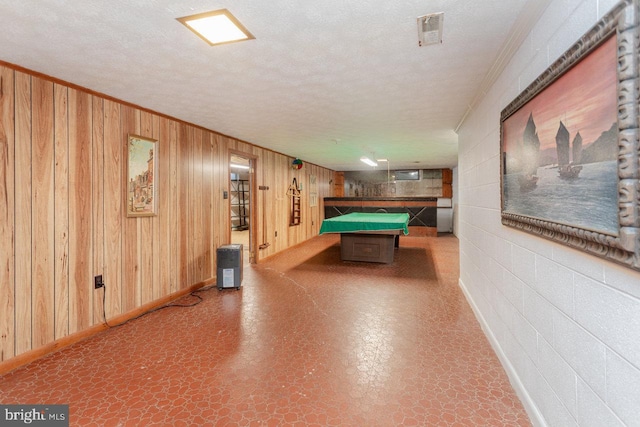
(0, 279, 213, 376)
(458, 277, 547, 427)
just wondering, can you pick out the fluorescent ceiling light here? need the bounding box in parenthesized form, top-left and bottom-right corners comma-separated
(360, 157, 378, 167)
(230, 163, 250, 169)
(177, 9, 254, 46)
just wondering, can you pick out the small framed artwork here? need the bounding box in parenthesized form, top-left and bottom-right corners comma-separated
(309, 175, 318, 207)
(127, 134, 157, 217)
(500, 0, 640, 271)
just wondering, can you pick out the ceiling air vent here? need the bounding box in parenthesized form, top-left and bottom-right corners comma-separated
(417, 12, 444, 47)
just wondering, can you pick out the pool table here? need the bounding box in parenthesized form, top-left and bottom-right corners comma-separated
(319, 212, 410, 263)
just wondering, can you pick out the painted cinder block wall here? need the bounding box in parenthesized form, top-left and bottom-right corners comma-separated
(457, 1, 640, 426)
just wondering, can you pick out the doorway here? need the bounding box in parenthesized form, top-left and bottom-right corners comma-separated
(230, 154, 252, 263)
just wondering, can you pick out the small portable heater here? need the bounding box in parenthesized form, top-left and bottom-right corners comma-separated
(216, 244, 243, 290)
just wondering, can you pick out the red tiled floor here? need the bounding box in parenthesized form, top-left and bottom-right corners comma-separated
(0, 234, 531, 426)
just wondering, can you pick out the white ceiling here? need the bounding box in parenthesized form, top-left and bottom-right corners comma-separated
(0, 0, 546, 171)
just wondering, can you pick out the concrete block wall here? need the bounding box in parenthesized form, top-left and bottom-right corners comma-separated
(457, 1, 640, 426)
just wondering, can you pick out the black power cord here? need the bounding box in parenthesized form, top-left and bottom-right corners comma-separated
(100, 283, 218, 328)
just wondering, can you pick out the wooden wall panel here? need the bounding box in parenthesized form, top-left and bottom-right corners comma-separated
(31, 77, 55, 348)
(159, 118, 176, 297)
(151, 116, 160, 299)
(156, 117, 170, 300)
(272, 152, 283, 254)
(121, 106, 139, 313)
(177, 123, 189, 290)
(168, 120, 179, 294)
(333, 171, 344, 197)
(202, 132, 213, 279)
(0, 64, 336, 368)
(270, 150, 280, 254)
(68, 88, 92, 333)
(186, 125, 195, 287)
(91, 97, 104, 325)
(139, 113, 151, 305)
(442, 168, 453, 198)
(53, 84, 69, 339)
(103, 100, 122, 319)
(0, 66, 15, 361)
(139, 111, 156, 305)
(14, 71, 32, 354)
(185, 127, 194, 285)
(146, 111, 160, 303)
(192, 128, 203, 282)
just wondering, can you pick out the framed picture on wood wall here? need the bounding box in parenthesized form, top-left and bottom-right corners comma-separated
(500, 0, 640, 272)
(309, 175, 318, 207)
(127, 134, 157, 217)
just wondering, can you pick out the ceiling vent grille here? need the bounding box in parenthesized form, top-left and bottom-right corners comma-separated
(417, 12, 444, 47)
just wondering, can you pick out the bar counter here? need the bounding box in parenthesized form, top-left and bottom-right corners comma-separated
(323, 197, 437, 236)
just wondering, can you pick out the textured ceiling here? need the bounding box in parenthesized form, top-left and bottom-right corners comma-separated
(0, 0, 541, 171)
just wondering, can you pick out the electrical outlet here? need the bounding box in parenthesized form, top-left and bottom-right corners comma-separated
(275, 230, 278, 237)
(94, 275, 104, 289)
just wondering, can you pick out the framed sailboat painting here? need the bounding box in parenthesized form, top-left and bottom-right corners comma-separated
(500, 0, 640, 272)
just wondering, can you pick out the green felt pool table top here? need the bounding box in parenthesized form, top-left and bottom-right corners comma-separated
(319, 212, 410, 235)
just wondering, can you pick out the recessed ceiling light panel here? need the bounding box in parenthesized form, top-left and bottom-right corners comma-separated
(177, 9, 255, 46)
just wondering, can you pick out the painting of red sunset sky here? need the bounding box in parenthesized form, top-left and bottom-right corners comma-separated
(502, 34, 617, 157)
(501, 33, 620, 236)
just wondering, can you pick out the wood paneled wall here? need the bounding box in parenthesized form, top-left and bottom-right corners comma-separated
(442, 168, 453, 198)
(0, 64, 334, 364)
